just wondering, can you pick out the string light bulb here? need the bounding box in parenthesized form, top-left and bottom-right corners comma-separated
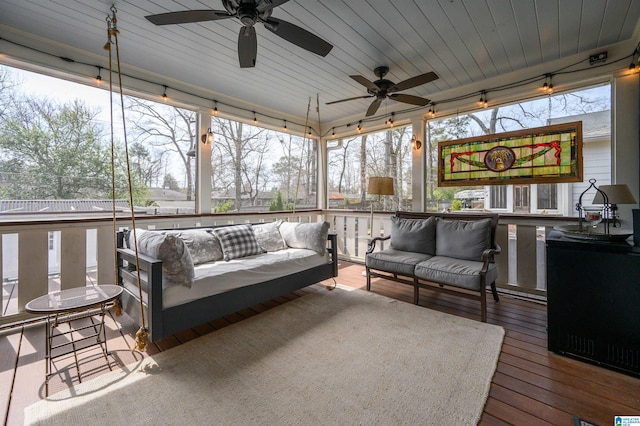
(542, 74, 554, 93)
(331, 127, 336, 137)
(252, 112, 257, 124)
(387, 113, 395, 127)
(283, 120, 287, 131)
(478, 91, 488, 108)
(162, 85, 168, 102)
(213, 100, 219, 115)
(95, 66, 102, 85)
(308, 127, 312, 136)
(428, 103, 436, 117)
(629, 43, 640, 71)
(357, 121, 362, 133)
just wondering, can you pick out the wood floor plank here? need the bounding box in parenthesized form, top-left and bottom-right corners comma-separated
(5, 261, 640, 426)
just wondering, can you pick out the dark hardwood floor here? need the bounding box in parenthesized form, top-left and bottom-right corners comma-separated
(2, 260, 639, 425)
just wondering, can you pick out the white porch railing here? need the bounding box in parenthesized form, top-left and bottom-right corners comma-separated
(0, 211, 322, 326)
(1, 209, 572, 326)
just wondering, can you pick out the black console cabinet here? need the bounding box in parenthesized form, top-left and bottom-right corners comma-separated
(546, 233, 640, 377)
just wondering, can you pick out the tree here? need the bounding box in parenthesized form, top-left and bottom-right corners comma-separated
(0, 95, 146, 203)
(125, 98, 195, 199)
(163, 173, 180, 191)
(212, 117, 269, 210)
(269, 191, 284, 211)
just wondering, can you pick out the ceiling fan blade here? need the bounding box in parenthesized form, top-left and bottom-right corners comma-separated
(238, 26, 258, 68)
(263, 18, 333, 56)
(366, 98, 383, 117)
(145, 10, 231, 25)
(325, 95, 374, 105)
(388, 71, 439, 93)
(388, 93, 431, 106)
(257, 0, 290, 13)
(350, 75, 378, 91)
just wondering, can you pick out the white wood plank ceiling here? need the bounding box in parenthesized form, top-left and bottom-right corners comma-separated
(1, 0, 639, 133)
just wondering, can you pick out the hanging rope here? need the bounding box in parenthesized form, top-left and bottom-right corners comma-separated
(290, 98, 312, 219)
(105, 7, 148, 352)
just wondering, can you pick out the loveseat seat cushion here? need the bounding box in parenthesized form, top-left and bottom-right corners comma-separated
(389, 216, 436, 255)
(366, 248, 433, 276)
(435, 218, 492, 261)
(414, 256, 498, 291)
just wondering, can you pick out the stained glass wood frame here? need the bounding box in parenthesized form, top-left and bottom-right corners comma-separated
(438, 121, 583, 187)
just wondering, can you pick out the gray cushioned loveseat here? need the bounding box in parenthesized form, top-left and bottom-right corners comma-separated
(365, 211, 500, 322)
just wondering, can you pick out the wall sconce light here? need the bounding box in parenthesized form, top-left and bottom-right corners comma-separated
(411, 135, 422, 150)
(201, 127, 213, 144)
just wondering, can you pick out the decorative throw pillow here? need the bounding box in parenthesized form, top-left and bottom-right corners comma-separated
(435, 218, 492, 261)
(389, 216, 437, 255)
(130, 229, 195, 288)
(163, 229, 223, 265)
(252, 220, 286, 252)
(212, 224, 264, 261)
(279, 221, 330, 255)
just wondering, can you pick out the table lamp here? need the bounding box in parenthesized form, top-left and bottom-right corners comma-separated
(592, 184, 637, 227)
(367, 177, 394, 235)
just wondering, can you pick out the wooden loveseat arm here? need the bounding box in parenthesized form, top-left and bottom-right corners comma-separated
(367, 235, 390, 254)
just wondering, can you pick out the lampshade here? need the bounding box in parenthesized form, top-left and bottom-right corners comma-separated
(592, 184, 637, 205)
(367, 177, 394, 196)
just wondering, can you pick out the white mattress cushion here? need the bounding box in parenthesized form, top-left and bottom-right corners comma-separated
(162, 248, 328, 308)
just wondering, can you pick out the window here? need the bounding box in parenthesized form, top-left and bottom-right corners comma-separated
(490, 186, 507, 209)
(209, 117, 318, 213)
(426, 84, 611, 215)
(537, 184, 557, 210)
(0, 64, 196, 215)
(326, 126, 412, 211)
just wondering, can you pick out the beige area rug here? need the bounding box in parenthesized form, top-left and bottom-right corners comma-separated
(25, 285, 504, 425)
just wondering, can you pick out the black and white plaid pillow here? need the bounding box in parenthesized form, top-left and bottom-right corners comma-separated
(212, 224, 263, 261)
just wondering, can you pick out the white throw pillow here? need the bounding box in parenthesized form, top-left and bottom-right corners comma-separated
(279, 221, 330, 255)
(252, 220, 286, 252)
(129, 229, 194, 288)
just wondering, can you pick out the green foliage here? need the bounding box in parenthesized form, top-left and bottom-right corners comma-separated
(451, 199, 462, 210)
(213, 199, 234, 213)
(163, 174, 180, 191)
(269, 191, 284, 211)
(0, 95, 147, 203)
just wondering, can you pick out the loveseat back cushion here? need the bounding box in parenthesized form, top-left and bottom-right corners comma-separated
(164, 228, 223, 264)
(129, 229, 195, 288)
(279, 221, 330, 255)
(389, 216, 437, 255)
(252, 220, 287, 252)
(211, 224, 264, 261)
(435, 218, 492, 261)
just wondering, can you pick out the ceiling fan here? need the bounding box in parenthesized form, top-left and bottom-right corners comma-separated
(145, 0, 333, 68)
(327, 66, 439, 117)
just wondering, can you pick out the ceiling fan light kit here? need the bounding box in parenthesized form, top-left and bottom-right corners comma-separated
(145, 0, 333, 68)
(327, 66, 439, 117)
